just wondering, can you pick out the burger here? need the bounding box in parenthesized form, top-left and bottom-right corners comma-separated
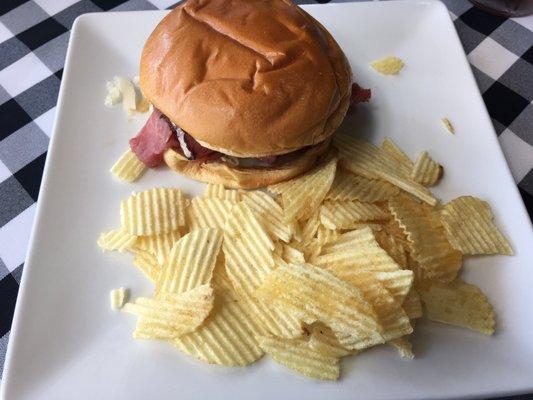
(131, 0, 370, 189)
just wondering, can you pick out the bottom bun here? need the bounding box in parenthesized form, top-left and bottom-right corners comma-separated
(163, 140, 331, 189)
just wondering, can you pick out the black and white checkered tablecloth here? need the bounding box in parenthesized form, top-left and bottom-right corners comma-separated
(0, 0, 532, 395)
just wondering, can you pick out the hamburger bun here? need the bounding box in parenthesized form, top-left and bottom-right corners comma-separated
(163, 139, 332, 189)
(140, 0, 352, 158)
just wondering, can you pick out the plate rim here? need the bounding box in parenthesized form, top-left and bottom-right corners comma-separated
(2, 1, 533, 399)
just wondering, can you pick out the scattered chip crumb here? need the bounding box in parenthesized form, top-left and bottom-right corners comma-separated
(371, 56, 404, 75)
(442, 118, 454, 134)
(110, 287, 129, 310)
(105, 76, 150, 115)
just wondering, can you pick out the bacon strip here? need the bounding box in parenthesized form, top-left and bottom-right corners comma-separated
(129, 109, 179, 167)
(348, 83, 371, 114)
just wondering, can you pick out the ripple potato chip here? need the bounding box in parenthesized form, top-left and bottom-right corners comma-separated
(173, 275, 264, 366)
(403, 288, 423, 320)
(298, 210, 320, 244)
(381, 138, 414, 169)
(121, 188, 186, 236)
(334, 134, 436, 205)
(258, 263, 384, 351)
(187, 198, 235, 230)
(389, 195, 462, 282)
(204, 183, 241, 202)
(110, 149, 147, 182)
(440, 196, 513, 255)
(389, 336, 414, 359)
(307, 323, 350, 358)
(97, 228, 137, 252)
(257, 335, 340, 381)
(327, 169, 400, 203)
(243, 191, 293, 242)
(411, 151, 443, 186)
(329, 270, 412, 342)
(282, 244, 306, 264)
(269, 157, 337, 222)
(223, 203, 275, 292)
(420, 280, 495, 335)
(232, 278, 303, 339)
(319, 200, 389, 230)
(132, 251, 161, 283)
(125, 284, 214, 339)
(156, 228, 222, 295)
(314, 227, 401, 273)
(133, 230, 181, 264)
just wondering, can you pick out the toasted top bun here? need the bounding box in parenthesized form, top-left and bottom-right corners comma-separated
(140, 0, 352, 158)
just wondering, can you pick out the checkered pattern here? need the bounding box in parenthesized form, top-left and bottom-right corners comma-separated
(0, 0, 532, 392)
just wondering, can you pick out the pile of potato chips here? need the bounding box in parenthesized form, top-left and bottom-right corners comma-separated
(99, 134, 513, 381)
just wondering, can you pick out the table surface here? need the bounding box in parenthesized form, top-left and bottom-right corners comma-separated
(0, 0, 531, 398)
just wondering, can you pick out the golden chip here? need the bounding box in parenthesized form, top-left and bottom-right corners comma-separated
(389, 195, 462, 282)
(440, 196, 513, 255)
(327, 169, 400, 202)
(223, 237, 275, 292)
(273, 241, 283, 256)
(373, 270, 414, 304)
(314, 227, 401, 273)
(352, 222, 385, 231)
(120, 188, 186, 236)
(441, 118, 455, 134)
(222, 228, 301, 341)
(97, 228, 137, 252)
(174, 274, 264, 366)
(282, 244, 306, 264)
(243, 191, 293, 242)
(334, 134, 436, 205)
(156, 228, 223, 295)
(371, 56, 404, 75)
(403, 288, 423, 320)
(132, 250, 161, 283)
(316, 226, 340, 247)
(110, 149, 147, 182)
(381, 138, 414, 169)
(374, 229, 408, 268)
(132, 321, 181, 341)
(258, 263, 384, 351)
(224, 203, 274, 252)
(110, 287, 129, 310)
(290, 220, 303, 242)
(384, 218, 410, 244)
(268, 157, 337, 222)
(232, 278, 303, 339)
(298, 210, 320, 244)
(204, 183, 241, 202)
(257, 335, 340, 381)
(389, 336, 414, 359)
(419, 280, 495, 335)
(411, 151, 443, 186)
(133, 230, 181, 264)
(329, 270, 412, 342)
(289, 239, 322, 262)
(307, 323, 350, 358)
(187, 198, 235, 230)
(223, 202, 275, 289)
(319, 200, 389, 230)
(125, 284, 214, 339)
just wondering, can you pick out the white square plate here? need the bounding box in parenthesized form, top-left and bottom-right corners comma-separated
(2, 1, 533, 399)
